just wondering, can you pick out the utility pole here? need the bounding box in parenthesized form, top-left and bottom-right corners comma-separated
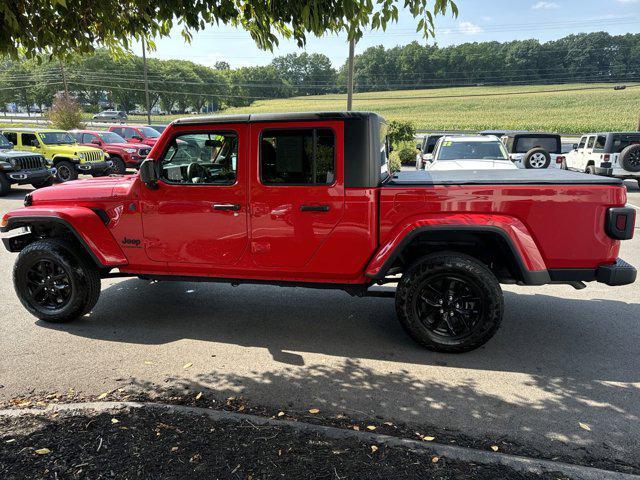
(141, 37, 151, 124)
(59, 62, 69, 98)
(346, 38, 355, 111)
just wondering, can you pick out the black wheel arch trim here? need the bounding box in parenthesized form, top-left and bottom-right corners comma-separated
(367, 225, 551, 285)
(1, 215, 105, 268)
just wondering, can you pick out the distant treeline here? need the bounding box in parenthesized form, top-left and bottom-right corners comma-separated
(1, 31, 638, 113)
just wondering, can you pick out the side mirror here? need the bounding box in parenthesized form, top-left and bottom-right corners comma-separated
(32, 141, 40, 148)
(8, 142, 13, 147)
(91, 139, 102, 145)
(139, 159, 158, 189)
(132, 136, 143, 142)
(573, 143, 578, 150)
(416, 143, 421, 150)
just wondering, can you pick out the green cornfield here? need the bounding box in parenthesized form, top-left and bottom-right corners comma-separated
(222, 83, 640, 134)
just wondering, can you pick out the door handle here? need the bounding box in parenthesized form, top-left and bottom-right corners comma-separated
(300, 205, 330, 212)
(213, 203, 241, 211)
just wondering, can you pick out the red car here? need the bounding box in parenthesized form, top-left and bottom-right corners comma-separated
(2, 112, 636, 353)
(107, 125, 160, 147)
(71, 130, 151, 174)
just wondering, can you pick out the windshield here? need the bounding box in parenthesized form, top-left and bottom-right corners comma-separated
(436, 140, 508, 161)
(40, 132, 76, 145)
(0, 134, 11, 148)
(98, 131, 126, 143)
(514, 136, 560, 153)
(139, 127, 160, 138)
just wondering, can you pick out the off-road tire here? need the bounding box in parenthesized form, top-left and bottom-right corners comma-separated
(31, 178, 54, 189)
(13, 239, 101, 323)
(110, 156, 127, 175)
(619, 144, 640, 173)
(524, 148, 551, 169)
(55, 160, 78, 182)
(0, 173, 10, 196)
(395, 252, 503, 353)
(586, 165, 596, 175)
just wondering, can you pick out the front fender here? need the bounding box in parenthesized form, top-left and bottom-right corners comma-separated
(365, 213, 548, 282)
(1, 206, 128, 267)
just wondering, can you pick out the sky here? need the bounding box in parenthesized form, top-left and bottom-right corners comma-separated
(138, 0, 640, 68)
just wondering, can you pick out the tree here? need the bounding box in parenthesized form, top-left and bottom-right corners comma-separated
(1, 0, 458, 58)
(47, 94, 83, 130)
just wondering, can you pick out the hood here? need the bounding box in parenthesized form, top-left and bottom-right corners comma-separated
(30, 175, 137, 203)
(142, 138, 157, 146)
(428, 159, 518, 171)
(108, 142, 148, 150)
(47, 144, 101, 155)
(0, 149, 44, 160)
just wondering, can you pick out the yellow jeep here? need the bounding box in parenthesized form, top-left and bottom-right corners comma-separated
(1, 128, 112, 182)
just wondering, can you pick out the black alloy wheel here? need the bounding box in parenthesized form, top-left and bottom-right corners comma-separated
(412, 273, 484, 341)
(24, 259, 72, 311)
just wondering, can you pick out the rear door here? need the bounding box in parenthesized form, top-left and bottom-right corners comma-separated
(249, 121, 345, 268)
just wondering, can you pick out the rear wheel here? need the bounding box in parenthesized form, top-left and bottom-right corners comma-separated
(13, 239, 101, 323)
(0, 173, 10, 196)
(396, 253, 503, 353)
(619, 144, 640, 173)
(55, 160, 78, 182)
(586, 165, 596, 175)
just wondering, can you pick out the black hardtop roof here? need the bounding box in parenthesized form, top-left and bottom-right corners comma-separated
(587, 132, 640, 136)
(171, 111, 383, 126)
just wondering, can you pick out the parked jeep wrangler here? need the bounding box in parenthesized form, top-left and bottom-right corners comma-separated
(1, 112, 636, 353)
(71, 129, 151, 174)
(0, 133, 55, 196)
(500, 132, 564, 169)
(564, 132, 640, 187)
(415, 134, 444, 169)
(1, 128, 112, 182)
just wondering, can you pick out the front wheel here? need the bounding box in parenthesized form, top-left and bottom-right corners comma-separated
(395, 253, 503, 353)
(55, 161, 78, 182)
(13, 239, 101, 323)
(109, 156, 127, 175)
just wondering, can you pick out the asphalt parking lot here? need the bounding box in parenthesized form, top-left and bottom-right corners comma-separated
(0, 180, 639, 467)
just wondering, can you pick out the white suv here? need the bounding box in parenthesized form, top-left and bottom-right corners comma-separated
(564, 132, 640, 187)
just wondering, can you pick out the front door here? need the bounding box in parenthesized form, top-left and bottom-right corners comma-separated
(249, 121, 345, 268)
(140, 124, 248, 266)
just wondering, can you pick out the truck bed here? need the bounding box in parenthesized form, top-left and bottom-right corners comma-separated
(387, 169, 623, 186)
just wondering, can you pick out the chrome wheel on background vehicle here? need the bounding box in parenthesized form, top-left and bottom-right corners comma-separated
(396, 253, 503, 353)
(523, 148, 551, 169)
(528, 152, 547, 168)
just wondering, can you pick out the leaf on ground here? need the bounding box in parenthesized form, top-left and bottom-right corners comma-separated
(237, 405, 245, 412)
(371, 445, 379, 453)
(352, 425, 360, 431)
(111, 418, 120, 424)
(6, 439, 16, 444)
(277, 411, 285, 417)
(579, 422, 591, 431)
(144, 361, 155, 365)
(183, 363, 193, 370)
(34, 448, 51, 455)
(383, 422, 394, 426)
(366, 425, 376, 431)
(431, 456, 440, 463)
(195, 392, 202, 400)
(308, 408, 320, 414)
(422, 436, 435, 442)
(171, 446, 179, 452)
(491, 445, 499, 452)
(97, 392, 109, 400)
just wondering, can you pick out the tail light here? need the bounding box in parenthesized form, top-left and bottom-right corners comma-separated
(602, 154, 610, 161)
(606, 207, 635, 240)
(556, 155, 564, 164)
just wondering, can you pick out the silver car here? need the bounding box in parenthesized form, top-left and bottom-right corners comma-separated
(92, 110, 127, 122)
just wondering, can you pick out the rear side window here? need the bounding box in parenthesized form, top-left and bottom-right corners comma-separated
(587, 137, 595, 149)
(593, 135, 606, 152)
(426, 136, 441, 153)
(260, 128, 335, 185)
(578, 137, 587, 149)
(3, 132, 17, 144)
(111, 127, 123, 137)
(514, 136, 560, 153)
(22, 133, 38, 146)
(611, 134, 640, 153)
(81, 133, 95, 143)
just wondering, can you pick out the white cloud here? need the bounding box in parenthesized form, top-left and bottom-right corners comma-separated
(481, 16, 492, 21)
(616, 0, 638, 3)
(532, 1, 560, 9)
(458, 21, 484, 35)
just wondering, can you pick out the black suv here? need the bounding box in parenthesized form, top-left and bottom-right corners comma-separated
(0, 134, 55, 196)
(499, 132, 563, 169)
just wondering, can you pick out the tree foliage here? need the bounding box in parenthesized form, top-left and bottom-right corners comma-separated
(0, 0, 457, 59)
(46, 94, 83, 130)
(388, 120, 416, 146)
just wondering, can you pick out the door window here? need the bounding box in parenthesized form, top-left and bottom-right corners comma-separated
(123, 128, 136, 139)
(260, 128, 335, 185)
(3, 132, 17, 144)
(160, 131, 238, 185)
(578, 137, 587, 149)
(593, 135, 606, 152)
(587, 136, 595, 149)
(111, 127, 123, 137)
(22, 133, 38, 147)
(82, 133, 96, 143)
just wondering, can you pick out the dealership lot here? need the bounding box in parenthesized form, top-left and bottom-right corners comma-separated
(0, 181, 639, 466)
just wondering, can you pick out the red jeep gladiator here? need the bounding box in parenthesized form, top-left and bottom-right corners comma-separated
(71, 130, 151, 174)
(1, 112, 636, 352)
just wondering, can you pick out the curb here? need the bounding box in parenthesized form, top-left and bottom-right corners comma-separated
(1, 401, 637, 480)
